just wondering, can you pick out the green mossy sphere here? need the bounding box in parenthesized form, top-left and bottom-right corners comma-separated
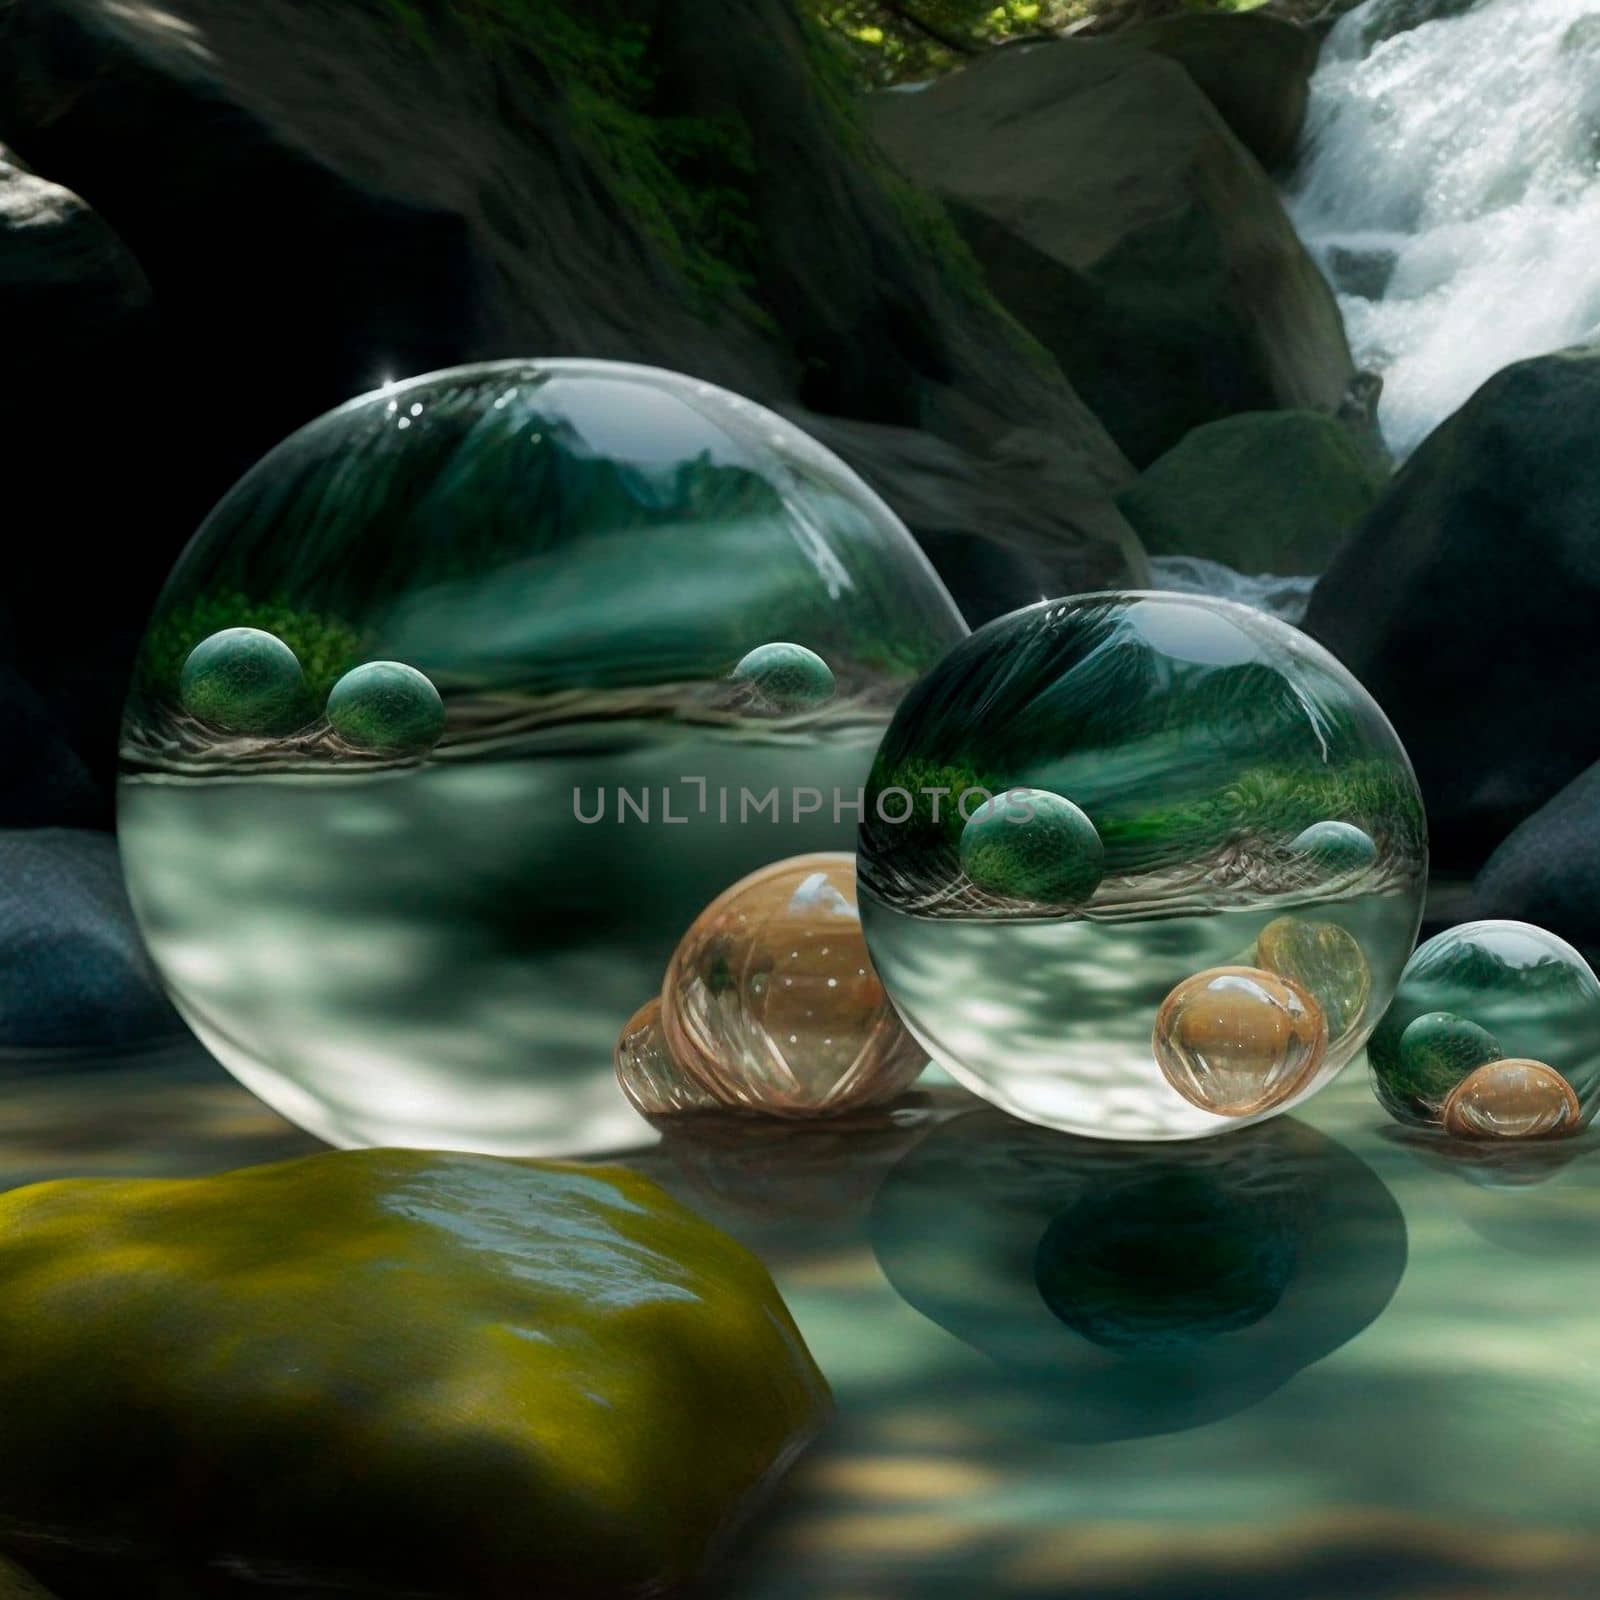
(1288, 820, 1379, 877)
(730, 642, 836, 711)
(960, 788, 1105, 907)
(327, 661, 445, 755)
(1393, 1011, 1505, 1114)
(179, 627, 308, 736)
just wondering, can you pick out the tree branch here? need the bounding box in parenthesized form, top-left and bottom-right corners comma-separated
(878, 0, 981, 55)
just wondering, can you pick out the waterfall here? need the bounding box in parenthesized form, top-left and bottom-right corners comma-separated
(1287, 0, 1600, 458)
(1146, 557, 1315, 624)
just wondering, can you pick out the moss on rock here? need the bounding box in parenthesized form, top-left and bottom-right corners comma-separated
(0, 1149, 830, 1596)
(1116, 410, 1384, 575)
(376, 0, 762, 312)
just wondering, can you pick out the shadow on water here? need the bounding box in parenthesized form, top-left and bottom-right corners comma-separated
(869, 1107, 1407, 1443)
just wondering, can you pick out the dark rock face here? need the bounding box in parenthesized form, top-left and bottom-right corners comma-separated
(1116, 409, 1384, 577)
(0, 669, 100, 829)
(1476, 763, 1600, 968)
(1123, 12, 1320, 172)
(0, 0, 1138, 724)
(0, 830, 182, 1051)
(0, 147, 149, 359)
(800, 412, 1147, 623)
(870, 38, 1354, 469)
(1305, 346, 1600, 869)
(0, 144, 154, 815)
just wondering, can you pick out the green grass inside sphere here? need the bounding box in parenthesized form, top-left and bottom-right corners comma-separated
(960, 788, 1105, 906)
(179, 627, 308, 737)
(327, 662, 445, 755)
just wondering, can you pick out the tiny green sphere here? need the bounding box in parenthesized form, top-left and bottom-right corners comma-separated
(960, 788, 1105, 907)
(1394, 1011, 1505, 1113)
(179, 627, 308, 737)
(730, 642, 835, 711)
(326, 661, 445, 756)
(1288, 820, 1379, 877)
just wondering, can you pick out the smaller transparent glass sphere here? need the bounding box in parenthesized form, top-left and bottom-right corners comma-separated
(616, 853, 925, 1119)
(859, 592, 1428, 1140)
(1153, 967, 1327, 1118)
(1369, 920, 1600, 1139)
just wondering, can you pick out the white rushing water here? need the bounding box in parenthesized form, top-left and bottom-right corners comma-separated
(1288, 0, 1600, 457)
(1146, 556, 1315, 624)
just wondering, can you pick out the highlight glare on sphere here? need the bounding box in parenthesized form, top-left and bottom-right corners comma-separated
(118, 359, 967, 1155)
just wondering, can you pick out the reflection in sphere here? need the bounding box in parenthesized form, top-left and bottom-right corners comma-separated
(729, 642, 836, 712)
(958, 788, 1104, 908)
(119, 360, 965, 1154)
(860, 592, 1426, 1140)
(1441, 1059, 1580, 1141)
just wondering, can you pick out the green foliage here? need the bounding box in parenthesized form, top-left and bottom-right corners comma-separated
(869, 754, 995, 854)
(141, 592, 370, 707)
(809, 0, 1298, 87)
(373, 0, 761, 312)
(1098, 760, 1427, 873)
(812, 2, 1064, 87)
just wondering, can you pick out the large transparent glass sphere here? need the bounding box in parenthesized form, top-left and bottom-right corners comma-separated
(1368, 920, 1600, 1139)
(119, 360, 966, 1154)
(858, 592, 1427, 1140)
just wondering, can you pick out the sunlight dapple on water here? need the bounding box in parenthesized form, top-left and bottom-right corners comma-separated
(1288, 0, 1600, 457)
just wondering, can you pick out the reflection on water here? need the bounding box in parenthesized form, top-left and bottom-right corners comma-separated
(870, 1109, 1406, 1441)
(1382, 1124, 1598, 1194)
(1383, 1124, 1600, 1256)
(625, 1099, 943, 1228)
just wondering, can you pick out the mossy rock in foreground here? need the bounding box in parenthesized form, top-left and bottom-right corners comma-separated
(0, 1150, 830, 1597)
